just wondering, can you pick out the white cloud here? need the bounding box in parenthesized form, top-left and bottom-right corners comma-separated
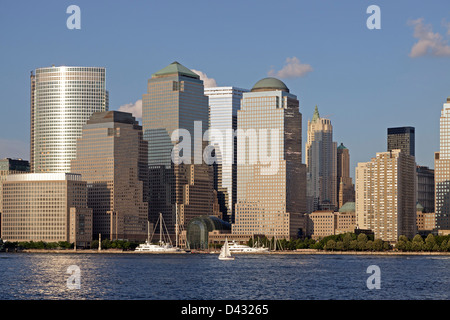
(408, 18, 450, 58)
(118, 99, 142, 119)
(0, 139, 29, 160)
(191, 69, 218, 88)
(268, 57, 313, 79)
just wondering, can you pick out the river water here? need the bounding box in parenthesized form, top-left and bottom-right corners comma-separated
(0, 252, 448, 300)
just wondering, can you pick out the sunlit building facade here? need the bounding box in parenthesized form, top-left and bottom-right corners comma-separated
(30, 66, 108, 173)
(1, 173, 92, 245)
(232, 77, 307, 240)
(435, 97, 450, 230)
(356, 149, 417, 242)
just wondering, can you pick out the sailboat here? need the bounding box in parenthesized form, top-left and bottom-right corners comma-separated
(218, 237, 235, 260)
(135, 213, 182, 253)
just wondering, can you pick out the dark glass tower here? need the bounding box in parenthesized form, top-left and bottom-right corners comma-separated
(387, 126, 415, 157)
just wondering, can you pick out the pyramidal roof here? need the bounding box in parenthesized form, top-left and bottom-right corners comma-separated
(152, 61, 200, 79)
(337, 143, 347, 150)
(312, 105, 320, 122)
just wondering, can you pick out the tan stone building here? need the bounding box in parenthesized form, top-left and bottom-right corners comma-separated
(1, 173, 92, 246)
(232, 77, 307, 240)
(0, 158, 30, 234)
(71, 111, 149, 242)
(355, 149, 416, 242)
(416, 203, 436, 231)
(307, 202, 356, 239)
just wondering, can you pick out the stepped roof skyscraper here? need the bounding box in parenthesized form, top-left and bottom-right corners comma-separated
(142, 62, 219, 238)
(71, 111, 149, 242)
(305, 106, 337, 212)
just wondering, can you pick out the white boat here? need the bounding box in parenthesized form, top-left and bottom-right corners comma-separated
(135, 213, 182, 253)
(218, 238, 235, 260)
(227, 240, 269, 253)
(135, 240, 181, 253)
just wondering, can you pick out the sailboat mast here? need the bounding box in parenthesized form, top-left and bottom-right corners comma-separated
(159, 213, 162, 245)
(175, 204, 179, 248)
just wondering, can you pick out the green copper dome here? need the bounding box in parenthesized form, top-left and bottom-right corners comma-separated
(251, 77, 289, 92)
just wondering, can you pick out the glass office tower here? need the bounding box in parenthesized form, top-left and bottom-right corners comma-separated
(71, 111, 149, 242)
(204, 86, 249, 223)
(142, 62, 218, 237)
(30, 66, 108, 173)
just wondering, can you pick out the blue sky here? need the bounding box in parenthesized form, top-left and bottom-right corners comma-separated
(1, 0, 450, 177)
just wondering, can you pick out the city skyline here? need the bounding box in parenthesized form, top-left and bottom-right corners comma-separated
(1, 1, 450, 179)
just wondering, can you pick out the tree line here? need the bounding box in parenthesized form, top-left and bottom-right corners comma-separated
(248, 233, 450, 252)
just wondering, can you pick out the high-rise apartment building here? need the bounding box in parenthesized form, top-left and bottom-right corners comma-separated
(30, 66, 108, 173)
(305, 106, 337, 213)
(435, 97, 450, 230)
(336, 143, 355, 209)
(1, 173, 92, 246)
(387, 126, 415, 157)
(204, 86, 249, 223)
(355, 149, 416, 242)
(71, 111, 149, 242)
(232, 77, 307, 240)
(142, 62, 218, 237)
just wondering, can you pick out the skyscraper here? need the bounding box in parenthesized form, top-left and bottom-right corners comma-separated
(232, 77, 307, 240)
(435, 97, 450, 230)
(355, 149, 416, 242)
(387, 126, 415, 156)
(71, 111, 148, 242)
(336, 143, 355, 209)
(142, 62, 218, 237)
(30, 66, 108, 173)
(305, 106, 337, 213)
(204, 86, 249, 223)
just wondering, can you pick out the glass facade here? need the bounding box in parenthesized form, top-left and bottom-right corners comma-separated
(387, 126, 415, 157)
(186, 215, 231, 249)
(204, 87, 249, 223)
(31, 66, 108, 173)
(142, 62, 217, 238)
(70, 111, 149, 242)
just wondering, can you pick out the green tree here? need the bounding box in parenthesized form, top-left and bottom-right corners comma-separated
(342, 233, 352, 250)
(373, 238, 384, 251)
(336, 241, 344, 251)
(440, 239, 448, 252)
(424, 234, 436, 251)
(365, 240, 373, 251)
(412, 234, 424, 251)
(356, 233, 368, 251)
(325, 239, 336, 251)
